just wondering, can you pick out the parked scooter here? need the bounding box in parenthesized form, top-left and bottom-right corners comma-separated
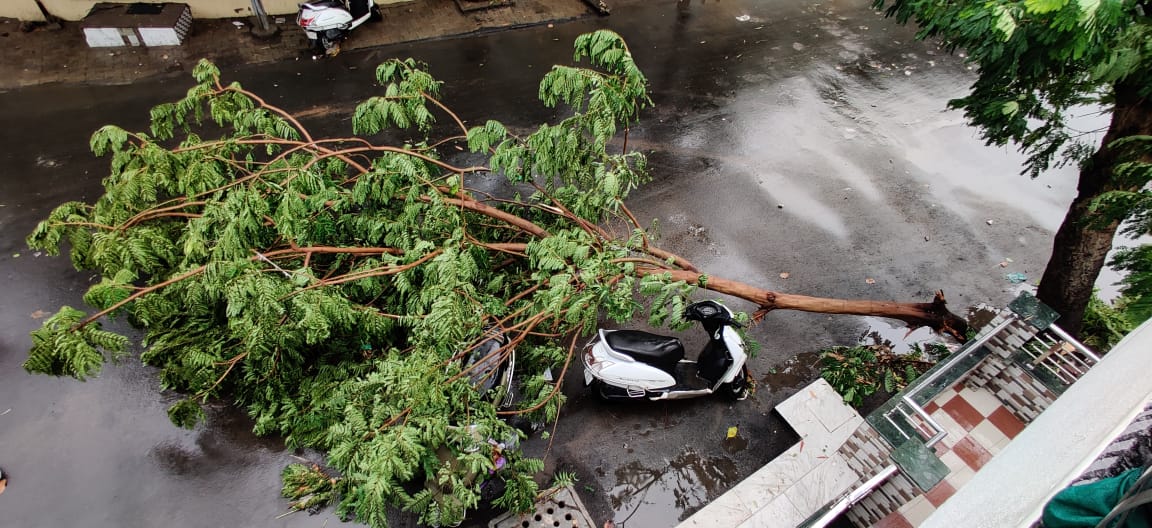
(583, 300, 751, 401)
(296, 0, 380, 57)
(423, 327, 524, 527)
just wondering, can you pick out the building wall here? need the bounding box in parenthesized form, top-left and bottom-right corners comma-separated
(3, 0, 48, 21)
(3, 1, 413, 22)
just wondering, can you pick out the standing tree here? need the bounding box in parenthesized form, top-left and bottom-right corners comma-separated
(25, 32, 965, 527)
(873, 0, 1152, 335)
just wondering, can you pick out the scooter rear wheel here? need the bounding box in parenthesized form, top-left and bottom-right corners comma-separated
(323, 39, 341, 57)
(588, 379, 634, 402)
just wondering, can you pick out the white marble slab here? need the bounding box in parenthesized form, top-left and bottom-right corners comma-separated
(779, 453, 858, 514)
(804, 384, 860, 436)
(775, 379, 862, 447)
(734, 494, 806, 528)
(678, 491, 755, 528)
(727, 444, 807, 512)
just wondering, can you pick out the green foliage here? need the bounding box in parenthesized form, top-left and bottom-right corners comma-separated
(282, 463, 347, 515)
(354, 59, 440, 135)
(874, 0, 1151, 177)
(23, 32, 739, 528)
(551, 471, 577, 488)
(1079, 291, 1136, 351)
(1089, 137, 1152, 337)
(875, 0, 1152, 336)
(1090, 136, 1152, 229)
(167, 398, 206, 429)
(819, 343, 936, 407)
(25, 306, 128, 380)
(1110, 244, 1152, 325)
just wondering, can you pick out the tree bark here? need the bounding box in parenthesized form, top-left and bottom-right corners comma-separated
(644, 269, 969, 340)
(1037, 81, 1152, 336)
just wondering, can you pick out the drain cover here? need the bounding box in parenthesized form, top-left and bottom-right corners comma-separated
(489, 485, 595, 528)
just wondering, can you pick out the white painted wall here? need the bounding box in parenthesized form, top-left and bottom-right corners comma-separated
(2, 0, 413, 22)
(30, 1, 296, 21)
(3, 0, 48, 21)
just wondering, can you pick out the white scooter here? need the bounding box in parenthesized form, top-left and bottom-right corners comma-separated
(583, 300, 752, 401)
(296, 0, 380, 56)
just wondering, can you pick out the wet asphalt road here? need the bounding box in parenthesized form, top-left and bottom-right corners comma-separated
(0, 0, 1092, 526)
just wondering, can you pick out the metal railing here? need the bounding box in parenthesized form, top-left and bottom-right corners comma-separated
(807, 305, 1103, 528)
(1020, 326, 1101, 386)
(799, 465, 900, 528)
(841, 318, 1099, 528)
(878, 317, 1015, 446)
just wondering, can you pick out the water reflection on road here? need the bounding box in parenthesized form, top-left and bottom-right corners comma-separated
(609, 450, 741, 526)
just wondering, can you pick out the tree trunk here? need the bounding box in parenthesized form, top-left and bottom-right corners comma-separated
(1037, 81, 1152, 336)
(647, 269, 969, 340)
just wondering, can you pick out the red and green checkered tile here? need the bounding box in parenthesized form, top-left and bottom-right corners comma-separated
(874, 383, 1026, 526)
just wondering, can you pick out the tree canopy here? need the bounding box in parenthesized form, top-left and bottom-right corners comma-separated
(24, 31, 966, 527)
(873, 0, 1152, 335)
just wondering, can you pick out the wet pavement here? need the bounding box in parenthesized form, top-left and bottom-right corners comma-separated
(0, 0, 1093, 526)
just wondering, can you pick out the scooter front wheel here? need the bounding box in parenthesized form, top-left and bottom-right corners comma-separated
(719, 367, 751, 401)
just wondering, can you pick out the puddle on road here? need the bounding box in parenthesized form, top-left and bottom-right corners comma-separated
(966, 304, 999, 332)
(721, 433, 748, 454)
(609, 449, 739, 526)
(863, 304, 1003, 354)
(761, 350, 820, 389)
(860, 317, 945, 354)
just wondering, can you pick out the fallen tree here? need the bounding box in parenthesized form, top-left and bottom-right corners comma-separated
(25, 31, 966, 527)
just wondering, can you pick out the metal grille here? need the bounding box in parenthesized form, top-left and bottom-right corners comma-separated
(882, 399, 939, 443)
(489, 485, 595, 528)
(1019, 327, 1100, 386)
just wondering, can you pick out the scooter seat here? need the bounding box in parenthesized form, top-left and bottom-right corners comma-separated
(605, 330, 685, 367)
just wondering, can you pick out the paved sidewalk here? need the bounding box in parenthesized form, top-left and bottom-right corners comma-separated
(0, 0, 596, 90)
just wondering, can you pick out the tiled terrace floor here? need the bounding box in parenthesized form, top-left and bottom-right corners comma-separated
(874, 383, 1027, 527)
(677, 370, 1038, 527)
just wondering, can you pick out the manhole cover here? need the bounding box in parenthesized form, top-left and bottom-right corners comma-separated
(489, 485, 595, 528)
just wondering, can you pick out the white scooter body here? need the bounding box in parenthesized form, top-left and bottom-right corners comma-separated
(583, 301, 751, 401)
(296, 0, 377, 55)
